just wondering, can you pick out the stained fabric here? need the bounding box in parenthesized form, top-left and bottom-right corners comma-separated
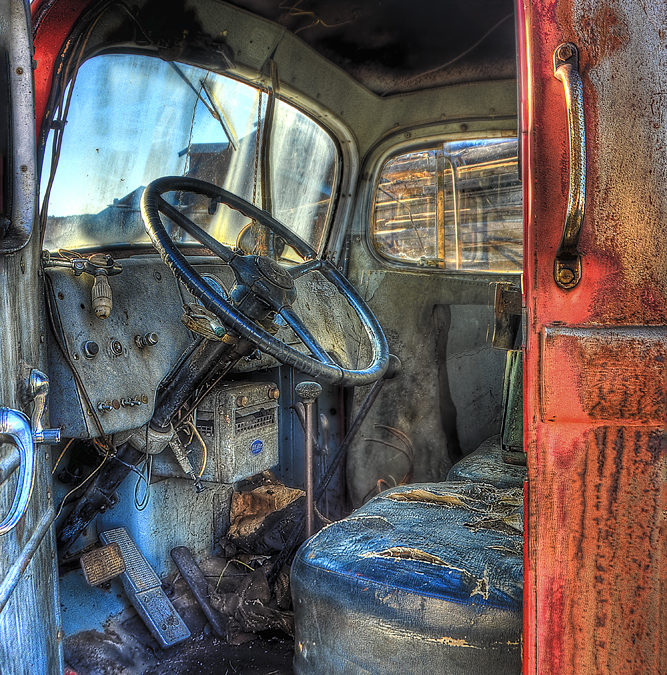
(291, 481, 523, 674)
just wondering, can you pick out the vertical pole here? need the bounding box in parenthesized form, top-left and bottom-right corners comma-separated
(295, 381, 322, 538)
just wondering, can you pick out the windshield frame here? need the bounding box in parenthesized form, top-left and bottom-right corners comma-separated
(38, 46, 347, 260)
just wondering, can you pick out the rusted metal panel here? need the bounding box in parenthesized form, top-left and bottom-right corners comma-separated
(519, 0, 666, 673)
(540, 326, 666, 424)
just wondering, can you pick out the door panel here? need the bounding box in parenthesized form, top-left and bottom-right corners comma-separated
(519, 0, 666, 672)
(0, 1, 63, 672)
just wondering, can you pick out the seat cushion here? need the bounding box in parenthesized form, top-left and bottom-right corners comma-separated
(291, 481, 523, 675)
(447, 436, 526, 488)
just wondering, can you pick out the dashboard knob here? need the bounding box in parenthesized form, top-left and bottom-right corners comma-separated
(82, 341, 99, 359)
(135, 332, 159, 349)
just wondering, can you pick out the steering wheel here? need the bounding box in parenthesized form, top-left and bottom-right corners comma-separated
(141, 176, 389, 386)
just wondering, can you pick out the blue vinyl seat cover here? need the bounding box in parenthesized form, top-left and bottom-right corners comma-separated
(293, 481, 523, 613)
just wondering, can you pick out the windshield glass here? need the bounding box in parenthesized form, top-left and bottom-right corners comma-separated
(42, 54, 339, 255)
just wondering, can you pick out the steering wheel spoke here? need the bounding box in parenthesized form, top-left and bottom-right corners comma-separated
(288, 258, 323, 279)
(158, 197, 236, 263)
(279, 306, 336, 365)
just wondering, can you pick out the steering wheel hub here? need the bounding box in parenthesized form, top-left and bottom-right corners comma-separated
(256, 256, 294, 290)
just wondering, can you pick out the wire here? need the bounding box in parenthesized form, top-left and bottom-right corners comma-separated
(51, 438, 73, 475)
(134, 423, 152, 511)
(133, 454, 152, 511)
(188, 420, 208, 478)
(53, 447, 109, 523)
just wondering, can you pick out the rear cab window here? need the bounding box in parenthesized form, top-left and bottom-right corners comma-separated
(371, 138, 522, 273)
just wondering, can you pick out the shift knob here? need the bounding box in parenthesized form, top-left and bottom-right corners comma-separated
(295, 381, 322, 404)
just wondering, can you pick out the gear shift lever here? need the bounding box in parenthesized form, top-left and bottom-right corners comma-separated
(295, 381, 322, 537)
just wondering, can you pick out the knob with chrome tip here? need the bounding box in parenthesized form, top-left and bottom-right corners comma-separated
(135, 332, 159, 349)
(295, 381, 322, 404)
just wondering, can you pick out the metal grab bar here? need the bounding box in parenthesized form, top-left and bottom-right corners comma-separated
(0, 409, 37, 535)
(552, 42, 587, 289)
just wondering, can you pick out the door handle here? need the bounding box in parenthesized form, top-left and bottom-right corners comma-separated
(552, 43, 586, 289)
(0, 371, 60, 535)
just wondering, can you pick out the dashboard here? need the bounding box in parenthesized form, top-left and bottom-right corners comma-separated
(46, 255, 363, 438)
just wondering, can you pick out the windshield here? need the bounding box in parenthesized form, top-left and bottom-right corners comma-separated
(42, 54, 339, 255)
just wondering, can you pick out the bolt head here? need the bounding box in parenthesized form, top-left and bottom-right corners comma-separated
(558, 267, 575, 285)
(557, 43, 575, 62)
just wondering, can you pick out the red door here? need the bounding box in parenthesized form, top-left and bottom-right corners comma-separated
(518, 1, 665, 673)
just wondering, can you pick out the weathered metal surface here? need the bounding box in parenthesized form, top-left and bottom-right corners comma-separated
(347, 266, 508, 506)
(519, 0, 666, 672)
(46, 260, 193, 437)
(0, 1, 63, 670)
(0, 0, 37, 252)
(541, 326, 666, 424)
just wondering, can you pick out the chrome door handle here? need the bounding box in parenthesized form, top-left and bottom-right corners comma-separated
(0, 409, 38, 535)
(0, 370, 60, 535)
(553, 42, 586, 289)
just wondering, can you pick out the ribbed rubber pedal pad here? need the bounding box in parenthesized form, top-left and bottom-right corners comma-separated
(80, 542, 125, 586)
(100, 527, 190, 648)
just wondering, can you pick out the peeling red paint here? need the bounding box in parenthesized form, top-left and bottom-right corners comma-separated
(31, 0, 94, 143)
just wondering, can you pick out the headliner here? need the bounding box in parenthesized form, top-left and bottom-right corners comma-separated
(226, 0, 516, 94)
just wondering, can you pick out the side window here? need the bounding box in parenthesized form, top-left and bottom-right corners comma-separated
(371, 138, 522, 273)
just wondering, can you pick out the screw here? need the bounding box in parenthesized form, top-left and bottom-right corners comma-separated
(20, 165, 27, 172)
(557, 43, 575, 62)
(558, 267, 575, 285)
(15, 67, 23, 75)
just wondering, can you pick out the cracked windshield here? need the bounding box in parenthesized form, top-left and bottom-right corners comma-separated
(42, 53, 339, 256)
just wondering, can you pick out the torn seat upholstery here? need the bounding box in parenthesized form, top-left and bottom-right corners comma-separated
(291, 481, 523, 674)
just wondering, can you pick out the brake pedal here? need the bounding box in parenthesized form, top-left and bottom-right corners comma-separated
(99, 527, 190, 648)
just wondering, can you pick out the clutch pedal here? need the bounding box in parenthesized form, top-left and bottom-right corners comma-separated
(100, 527, 190, 648)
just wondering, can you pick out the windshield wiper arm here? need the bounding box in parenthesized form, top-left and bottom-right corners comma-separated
(169, 63, 238, 151)
(199, 79, 238, 151)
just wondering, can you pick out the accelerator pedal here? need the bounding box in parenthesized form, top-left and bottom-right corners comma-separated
(100, 527, 190, 648)
(80, 542, 126, 586)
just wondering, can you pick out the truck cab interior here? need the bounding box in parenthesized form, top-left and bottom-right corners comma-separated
(1, 0, 662, 673)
